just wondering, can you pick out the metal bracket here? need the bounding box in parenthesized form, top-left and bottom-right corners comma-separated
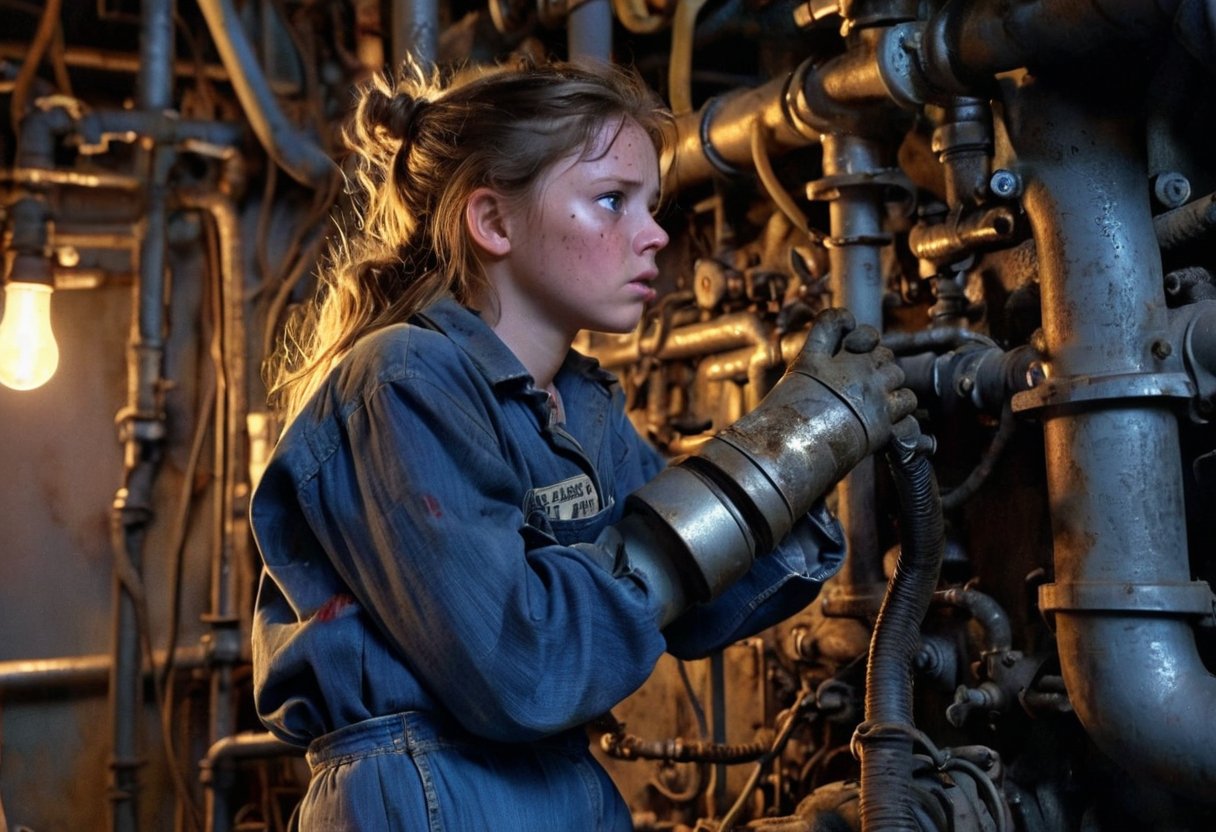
(1039, 580, 1216, 621)
(1011, 371, 1194, 413)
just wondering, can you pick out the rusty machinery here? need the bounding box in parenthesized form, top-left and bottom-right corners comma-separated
(1, 0, 1216, 830)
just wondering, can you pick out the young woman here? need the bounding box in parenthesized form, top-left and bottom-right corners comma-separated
(251, 59, 913, 830)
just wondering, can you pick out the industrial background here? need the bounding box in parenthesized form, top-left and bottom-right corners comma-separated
(2, 0, 1216, 830)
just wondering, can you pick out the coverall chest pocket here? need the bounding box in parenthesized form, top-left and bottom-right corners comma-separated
(522, 472, 615, 547)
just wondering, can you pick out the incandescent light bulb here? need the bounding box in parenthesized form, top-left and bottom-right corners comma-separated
(0, 282, 60, 391)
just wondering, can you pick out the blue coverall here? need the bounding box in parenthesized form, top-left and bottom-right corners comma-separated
(251, 296, 845, 830)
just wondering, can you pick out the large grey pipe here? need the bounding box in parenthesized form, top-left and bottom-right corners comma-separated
(392, 0, 439, 71)
(568, 0, 614, 67)
(198, 0, 335, 188)
(919, 0, 1186, 92)
(1010, 77, 1216, 799)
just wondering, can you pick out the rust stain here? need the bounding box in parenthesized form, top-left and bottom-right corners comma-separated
(314, 592, 356, 622)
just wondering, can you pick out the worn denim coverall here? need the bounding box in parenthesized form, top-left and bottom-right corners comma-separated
(251, 297, 845, 831)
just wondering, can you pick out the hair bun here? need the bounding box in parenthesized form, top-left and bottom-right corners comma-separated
(366, 89, 431, 143)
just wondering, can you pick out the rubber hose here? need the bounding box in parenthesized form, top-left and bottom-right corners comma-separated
(858, 441, 946, 831)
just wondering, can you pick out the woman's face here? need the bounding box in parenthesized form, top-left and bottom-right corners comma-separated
(495, 117, 669, 340)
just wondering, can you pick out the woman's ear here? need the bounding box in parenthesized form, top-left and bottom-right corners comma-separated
(466, 188, 512, 258)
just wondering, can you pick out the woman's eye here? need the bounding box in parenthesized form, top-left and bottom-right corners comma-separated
(597, 192, 624, 213)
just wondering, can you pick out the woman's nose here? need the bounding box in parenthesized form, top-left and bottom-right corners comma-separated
(637, 214, 669, 254)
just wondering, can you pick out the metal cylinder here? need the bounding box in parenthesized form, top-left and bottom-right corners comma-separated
(197, 0, 335, 188)
(921, 0, 1184, 92)
(1011, 76, 1216, 799)
(817, 133, 888, 608)
(567, 0, 613, 66)
(666, 74, 821, 191)
(393, 0, 439, 70)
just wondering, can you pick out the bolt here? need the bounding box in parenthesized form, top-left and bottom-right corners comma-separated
(1152, 339, 1173, 360)
(1026, 360, 1048, 387)
(989, 169, 1022, 199)
(957, 376, 975, 396)
(1152, 171, 1191, 210)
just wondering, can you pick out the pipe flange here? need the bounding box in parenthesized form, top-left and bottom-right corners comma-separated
(697, 96, 746, 178)
(824, 232, 894, 248)
(781, 61, 827, 143)
(1040, 581, 1216, 619)
(805, 168, 914, 202)
(1011, 371, 1194, 413)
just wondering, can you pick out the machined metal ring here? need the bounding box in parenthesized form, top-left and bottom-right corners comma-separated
(698, 96, 746, 178)
(1039, 580, 1216, 618)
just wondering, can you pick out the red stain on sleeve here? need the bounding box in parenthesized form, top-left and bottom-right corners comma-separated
(313, 592, 357, 622)
(422, 494, 443, 518)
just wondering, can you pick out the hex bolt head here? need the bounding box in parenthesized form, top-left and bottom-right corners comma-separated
(989, 169, 1022, 199)
(1152, 339, 1173, 360)
(1151, 172, 1191, 210)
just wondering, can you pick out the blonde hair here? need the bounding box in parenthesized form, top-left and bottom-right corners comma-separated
(268, 59, 671, 422)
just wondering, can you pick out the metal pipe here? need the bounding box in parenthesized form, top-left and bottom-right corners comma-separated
(0, 647, 211, 695)
(593, 311, 771, 368)
(934, 587, 1012, 653)
(567, 0, 614, 67)
(138, 0, 173, 111)
(1154, 191, 1216, 252)
(197, 0, 335, 188)
(392, 0, 439, 70)
(1011, 76, 1216, 799)
(908, 206, 1017, 266)
(108, 8, 176, 830)
(178, 189, 250, 832)
(7, 167, 142, 190)
(668, 0, 711, 115)
(199, 732, 302, 832)
(816, 133, 889, 615)
(666, 73, 820, 192)
(920, 0, 1185, 92)
(0, 42, 301, 95)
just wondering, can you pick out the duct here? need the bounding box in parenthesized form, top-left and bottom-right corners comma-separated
(197, 0, 336, 189)
(1009, 76, 1216, 800)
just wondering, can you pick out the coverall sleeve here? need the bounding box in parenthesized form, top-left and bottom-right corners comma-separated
(661, 500, 845, 659)
(305, 373, 668, 743)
